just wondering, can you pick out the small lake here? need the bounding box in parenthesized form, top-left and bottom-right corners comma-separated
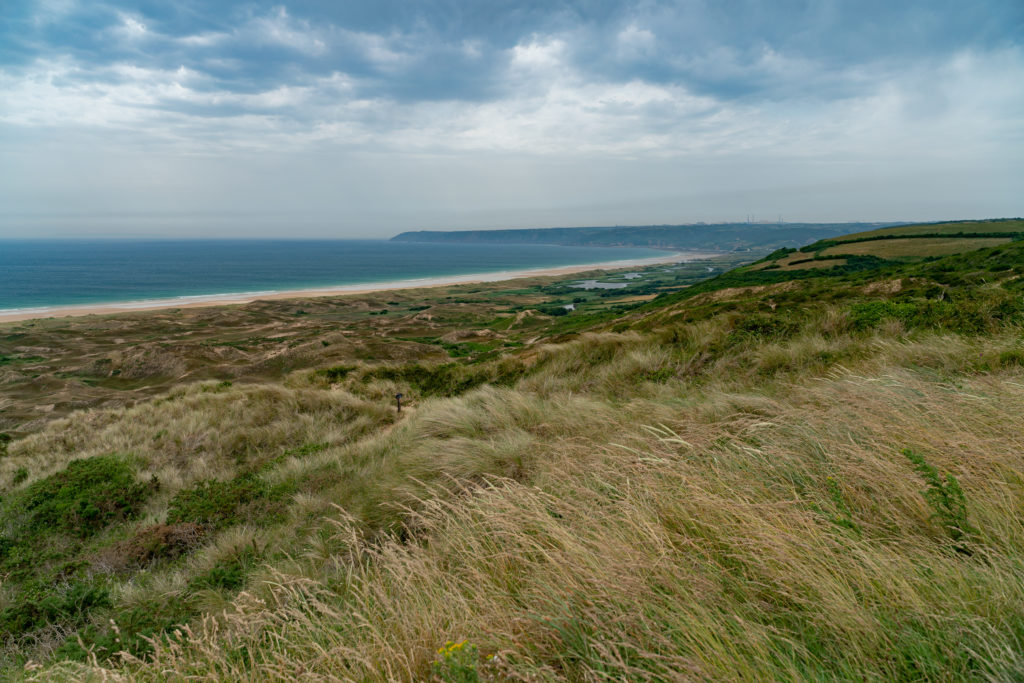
(571, 280, 630, 290)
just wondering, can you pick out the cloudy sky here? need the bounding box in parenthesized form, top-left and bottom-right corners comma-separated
(1, 0, 1022, 237)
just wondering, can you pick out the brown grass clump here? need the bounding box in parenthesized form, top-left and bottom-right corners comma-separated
(96, 523, 205, 573)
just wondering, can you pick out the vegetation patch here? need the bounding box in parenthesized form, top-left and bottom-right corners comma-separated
(188, 546, 260, 592)
(102, 523, 205, 571)
(315, 364, 357, 382)
(361, 358, 528, 397)
(166, 474, 292, 530)
(821, 236, 1010, 259)
(0, 355, 43, 366)
(903, 449, 977, 555)
(2, 455, 154, 540)
(0, 579, 111, 636)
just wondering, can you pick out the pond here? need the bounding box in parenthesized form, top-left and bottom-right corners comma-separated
(570, 280, 629, 290)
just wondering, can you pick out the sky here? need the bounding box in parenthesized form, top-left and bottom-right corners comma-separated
(1, 0, 1022, 238)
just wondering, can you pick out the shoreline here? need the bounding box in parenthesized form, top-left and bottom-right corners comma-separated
(0, 251, 714, 324)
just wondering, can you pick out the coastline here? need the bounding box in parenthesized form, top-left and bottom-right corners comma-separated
(0, 251, 713, 324)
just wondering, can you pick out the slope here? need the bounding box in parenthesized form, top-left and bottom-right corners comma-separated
(2, 229, 1023, 680)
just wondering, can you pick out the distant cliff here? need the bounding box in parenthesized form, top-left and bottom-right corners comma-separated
(392, 222, 902, 252)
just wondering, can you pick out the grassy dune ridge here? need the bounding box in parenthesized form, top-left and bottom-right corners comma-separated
(1, 223, 1023, 679)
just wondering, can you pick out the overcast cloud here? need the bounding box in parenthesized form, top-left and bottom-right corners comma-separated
(1, 0, 1021, 237)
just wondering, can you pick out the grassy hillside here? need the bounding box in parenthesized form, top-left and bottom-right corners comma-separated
(2, 222, 1024, 680)
(748, 218, 1023, 272)
(835, 217, 1024, 241)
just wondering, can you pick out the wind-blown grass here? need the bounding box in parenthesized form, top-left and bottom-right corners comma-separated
(5, 232, 1024, 680)
(35, 363, 1024, 681)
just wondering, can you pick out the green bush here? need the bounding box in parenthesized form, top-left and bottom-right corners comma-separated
(167, 474, 291, 530)
(903, 449, 976, 555)
(539, 306, 571, 316)
(729, 313, 801, 342)
(6, 456, 155, 538)
(188, 546, 259, 592)
(363, 359, 528, 398)
(316, 364, 356, 382)
(0, 580, 110, 634)
(433, 640, 482, 683)
(57, 596, 194, 662)
(849, 295, 1022, 334)
(849, 301, 920, 330)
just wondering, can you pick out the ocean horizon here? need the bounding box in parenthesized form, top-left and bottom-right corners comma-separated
(0, 239, 673, 313)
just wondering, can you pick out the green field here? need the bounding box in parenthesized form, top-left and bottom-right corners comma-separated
(822, 236, 1011, 258)
(747, 218, 1024, 271)
(835, 217, 1024, 241)
(3, 221, 1024, 680)
(779, 256, 848, 269)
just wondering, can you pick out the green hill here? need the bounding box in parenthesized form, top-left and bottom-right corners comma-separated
(747, 218, 1023, 272)
(3, 221, 1024, 680)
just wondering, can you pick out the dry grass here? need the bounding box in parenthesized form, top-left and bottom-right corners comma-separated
(2, 382, 393, 496)
(29, 338, 1024, 681)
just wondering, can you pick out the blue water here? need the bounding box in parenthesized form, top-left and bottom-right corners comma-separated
(0, 240, 667, 311)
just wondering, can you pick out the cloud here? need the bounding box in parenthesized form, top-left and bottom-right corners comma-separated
(248, 6, 327, 55)
(177, 31, 230, 48)
(111, 13, 149, 41)
(615, 24, 655, 60)
(0, 0, 1021, 234)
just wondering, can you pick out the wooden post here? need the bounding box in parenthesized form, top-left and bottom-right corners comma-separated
(395, 393, 403, 413)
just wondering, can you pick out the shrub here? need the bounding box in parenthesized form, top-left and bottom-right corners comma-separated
(849, 301, 919, 331)
(104, 523, 205, 570)
(0, 580, 110, 634)
(729, 313, 801, 342)
(903, 449, 977, 555)
(188, 546, 259, 592)
(362, 359, 527, 398)
(166, 474, 290, 530)
(433, 640, 482, 683)
(57, 596, 194, 662)
(316, 364, 356, 383)
(6, 456, 155, 538)
(539, 306, 570, 316)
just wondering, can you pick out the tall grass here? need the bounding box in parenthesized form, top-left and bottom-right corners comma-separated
(35, 359, 1024, 681)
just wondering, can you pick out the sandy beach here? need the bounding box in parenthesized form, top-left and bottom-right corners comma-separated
(0, 251, 713, 324)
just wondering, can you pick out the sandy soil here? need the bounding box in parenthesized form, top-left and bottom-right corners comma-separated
(0, 251, 713, 324)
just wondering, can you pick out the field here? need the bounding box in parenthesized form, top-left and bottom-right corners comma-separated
(2, 223, 1024, 680)
(834, 218, 1024, 241)
(747, 252, 848, 271)
(778, 256, 847, 270)
(821, 236, 1010, 258)
(747, 218, 1023, 271)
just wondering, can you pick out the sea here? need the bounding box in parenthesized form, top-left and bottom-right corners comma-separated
(0, 239, 670, 314)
